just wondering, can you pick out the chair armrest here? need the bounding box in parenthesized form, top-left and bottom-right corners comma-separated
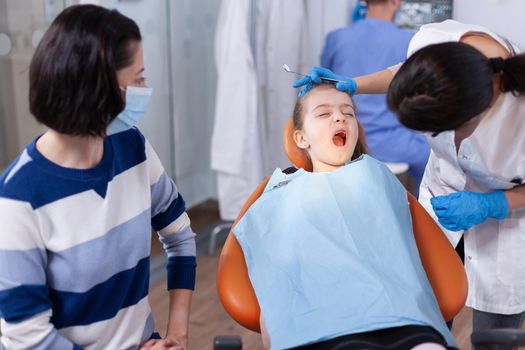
(216, 178, 270, 332)
(407, 193, 468, 321)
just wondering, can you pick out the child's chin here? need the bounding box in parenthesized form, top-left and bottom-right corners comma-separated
(333, 157, 350, 167)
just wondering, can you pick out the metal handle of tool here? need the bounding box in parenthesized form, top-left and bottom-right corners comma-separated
(283, 64, 345, 84)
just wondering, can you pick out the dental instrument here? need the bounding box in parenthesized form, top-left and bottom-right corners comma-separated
(283, 64, 345, 84)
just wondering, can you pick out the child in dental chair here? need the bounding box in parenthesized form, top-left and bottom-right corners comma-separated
(232, 84, 456, 350)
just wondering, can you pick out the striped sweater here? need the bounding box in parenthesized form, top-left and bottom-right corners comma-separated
(0, 128, 196, 349)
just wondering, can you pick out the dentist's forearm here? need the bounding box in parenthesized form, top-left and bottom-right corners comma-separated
(505, 184, 525, 211)
(354, 69, 393, 95)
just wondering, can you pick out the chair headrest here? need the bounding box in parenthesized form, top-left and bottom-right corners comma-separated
(283, 119, 313, 172)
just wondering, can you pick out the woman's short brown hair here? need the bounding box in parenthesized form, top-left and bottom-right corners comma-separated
(29, 5, 141, 137)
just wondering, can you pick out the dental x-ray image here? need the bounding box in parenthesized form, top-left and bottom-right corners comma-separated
(395, 0, 453, 31)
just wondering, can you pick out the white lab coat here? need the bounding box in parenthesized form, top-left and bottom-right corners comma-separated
(211, 0, 264, 220)
(409, 21, 525, 314)
(212, 0, 352, 219)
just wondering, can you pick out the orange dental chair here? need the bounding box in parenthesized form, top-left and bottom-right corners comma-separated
(214, 119, 468, 349)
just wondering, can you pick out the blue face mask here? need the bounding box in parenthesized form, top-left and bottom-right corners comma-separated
(107, 86, 153, 135)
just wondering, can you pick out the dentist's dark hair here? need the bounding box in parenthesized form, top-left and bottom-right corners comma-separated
(29, 4, 142, 137)
(387, 41, 525, 133)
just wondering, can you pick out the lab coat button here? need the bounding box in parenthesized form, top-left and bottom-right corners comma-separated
(468, 256, 472, 260)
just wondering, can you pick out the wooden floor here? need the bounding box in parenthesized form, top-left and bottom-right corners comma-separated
(150, 253, 263, 350)
(149, 200, 261, 349)
(150, 251, 479, 350)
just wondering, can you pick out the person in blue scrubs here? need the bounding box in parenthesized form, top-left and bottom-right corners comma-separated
(321, 0, 429, 193)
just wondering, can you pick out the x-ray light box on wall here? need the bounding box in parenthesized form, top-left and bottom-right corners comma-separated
(395, 0, 453, 31)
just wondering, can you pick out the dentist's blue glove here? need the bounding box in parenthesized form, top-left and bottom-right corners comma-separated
(292, 67, 357, 97)
(430, 190, 509, 231)
(352, 1, 367, 23)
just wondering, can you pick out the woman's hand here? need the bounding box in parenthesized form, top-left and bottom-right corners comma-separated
(431, 190, 509, 231)
(351, 1, 367, 23)
(139, 339, 168, 350)
(164, 335, 187, 350)
(292, 67, 357, 97)
(138, 336, 187, 350)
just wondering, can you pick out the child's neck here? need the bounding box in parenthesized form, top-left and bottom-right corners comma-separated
(312, 162, 342, 173)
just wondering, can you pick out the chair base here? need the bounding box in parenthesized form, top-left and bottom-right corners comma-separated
(208, 222, 233, 254)
(213, 335, 242, 350)
(471, 328, 525, 350)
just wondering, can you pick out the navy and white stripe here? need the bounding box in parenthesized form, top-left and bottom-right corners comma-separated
(0, 128, 196, 349)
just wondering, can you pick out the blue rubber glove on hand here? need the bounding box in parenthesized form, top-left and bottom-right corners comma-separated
(430, 190, 509, 231)
(352, 1, 367, 23)
(292, 67, 357, 97)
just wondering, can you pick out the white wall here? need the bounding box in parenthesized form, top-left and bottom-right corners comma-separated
(1, 0, 52, 168)
(453, 0, 525, 49)
(168, 0, 220, 207)
(100, 0, 219, 208)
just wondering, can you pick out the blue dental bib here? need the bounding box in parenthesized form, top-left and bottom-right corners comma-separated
(233, 155, 454, 349)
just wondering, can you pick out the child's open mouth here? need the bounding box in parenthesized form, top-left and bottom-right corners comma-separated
(332, 130, 347, 147)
